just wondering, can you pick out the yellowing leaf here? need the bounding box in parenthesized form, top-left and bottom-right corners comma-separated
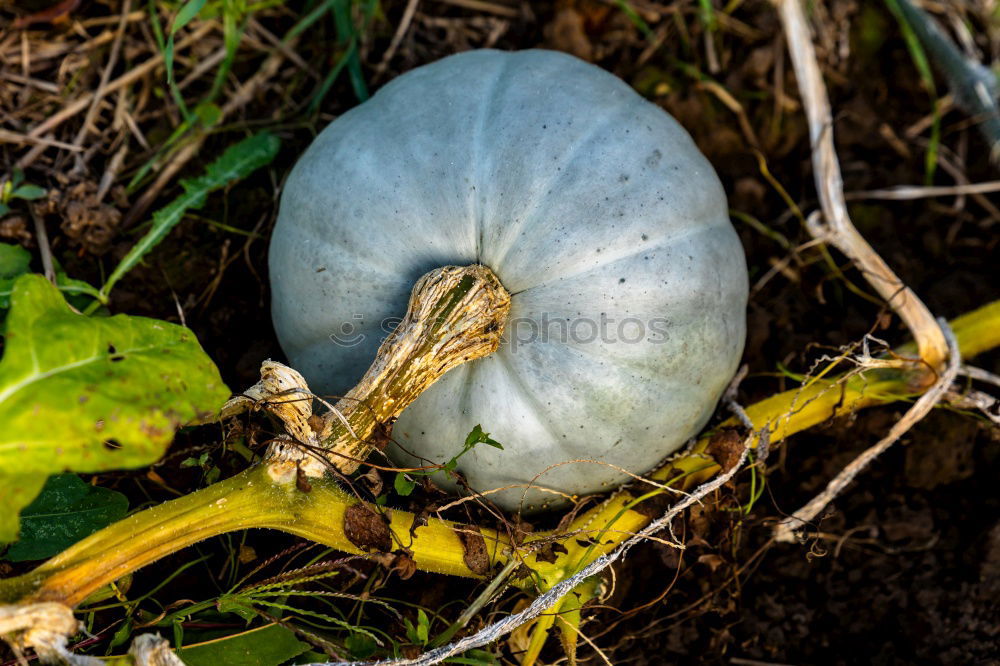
(0, 275, 229, 541)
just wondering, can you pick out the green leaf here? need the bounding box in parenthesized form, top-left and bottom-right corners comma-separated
(100, 131, 280, 301)
(217, 597, 259, 623)
(0, 275, 229, 542)
(108, 616, 134, 648)
(0, 243, 30, 280)
(55, 273, 101, 300)
(175, 623, 310, 666)
(109, 616, 134, 649)
(404, 619, 418, 645)
(1, 273, 101, 314)
(0, 244, 32, 318)
(194, 101, 222, 127)
(171, 0, 208, 34)
(464, 424, 503, 451)
(393, 472, 416, 497)
(345, 633, 378, 660)
(416, 608, 430, 644)
(436, 425, 504, 478)
(11, 184, 47, 201)
(445, 650, 500, 665)
(4, 474, 128, 561)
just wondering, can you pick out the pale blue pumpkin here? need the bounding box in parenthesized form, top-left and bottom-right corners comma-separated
(270, 49, 748, 511)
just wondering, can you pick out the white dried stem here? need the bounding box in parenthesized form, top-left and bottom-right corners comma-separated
(774, 320, 960, 542)
(0, 601, 99, 665)
(0, 604, 192, 666)
(847, 180, 1000, 200)
(960, 364, 1000, 389)
(220, 360, 316, 443)
(128, 634, 186, 666)
(943, 388, 1000, 425)
(774, 0, 949, 372)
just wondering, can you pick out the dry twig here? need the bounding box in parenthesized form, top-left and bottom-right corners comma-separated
(846, 180, 1000, 200)
(372, 0, 421, 82)
(773, 0, 949, 373)
(69, 0, 131, 166)
(774, 320, 960, 542)
(771, 0, 964, 542)
(15, 21, 216, 171)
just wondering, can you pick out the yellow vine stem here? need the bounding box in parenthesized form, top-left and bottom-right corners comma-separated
(1, 300, 998, 612)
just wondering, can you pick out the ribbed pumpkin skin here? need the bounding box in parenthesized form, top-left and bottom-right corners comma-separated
(270, 49, 748, 511)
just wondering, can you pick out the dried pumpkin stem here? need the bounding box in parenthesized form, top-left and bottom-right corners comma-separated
(267, 264, 511, 477)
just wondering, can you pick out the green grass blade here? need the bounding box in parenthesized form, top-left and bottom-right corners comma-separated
(284, 0, 339, 42)
(332, 0, 369, 101)
(883, 0, 941, 182)
(308, 40, 357, 114)
(172, 0, 208, 34)
(99, 132, 280, 303)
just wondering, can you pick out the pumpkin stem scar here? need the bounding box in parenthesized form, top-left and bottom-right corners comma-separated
(267, 263, 511, 477)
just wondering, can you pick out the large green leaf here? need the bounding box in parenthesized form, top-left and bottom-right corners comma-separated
(0, 274, 229, 542)
(175, 623, 311, 666)
(4, 474, 128, 562)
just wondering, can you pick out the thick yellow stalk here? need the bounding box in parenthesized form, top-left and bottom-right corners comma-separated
(1, 300, 997, 610)
(0, 465, 510, 607)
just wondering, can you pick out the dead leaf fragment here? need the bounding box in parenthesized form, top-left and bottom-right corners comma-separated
(12, 0, 82, 28)
(58, 181, 124, 256)
(545, 7, 593, 61)
(697, 553, 726, 573)
(533, 541, 568, 565)
(456, 524, 491, 576)
(343, 504, 392, 553)
(0, 216, 32, 246)
(706, 428, 745, 473)
(388, 550, 417, 580)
